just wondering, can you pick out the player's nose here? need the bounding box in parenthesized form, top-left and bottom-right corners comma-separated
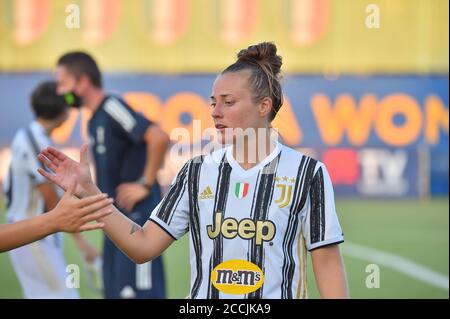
(211, 103, 223, 119)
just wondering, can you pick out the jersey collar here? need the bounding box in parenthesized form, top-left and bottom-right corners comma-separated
(225, 140, 282, 178)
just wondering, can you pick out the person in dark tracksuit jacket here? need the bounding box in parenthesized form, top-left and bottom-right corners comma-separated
(55, 52, 169, 299)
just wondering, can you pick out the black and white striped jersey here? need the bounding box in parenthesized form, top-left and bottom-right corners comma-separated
(150, 142, 344, 299)
(5, 121, 63, 247)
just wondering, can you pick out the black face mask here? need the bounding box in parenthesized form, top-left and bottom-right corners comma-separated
(62, 91, 83, 108)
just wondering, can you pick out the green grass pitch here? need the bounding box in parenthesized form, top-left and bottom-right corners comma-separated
(0, 198, 448, 299)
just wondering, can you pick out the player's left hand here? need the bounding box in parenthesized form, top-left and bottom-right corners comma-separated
(115, 182, 150, 212)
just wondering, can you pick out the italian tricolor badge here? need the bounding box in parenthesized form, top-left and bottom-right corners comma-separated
(235, 182, 249, 199)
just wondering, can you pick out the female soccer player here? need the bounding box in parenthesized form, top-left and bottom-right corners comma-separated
(0, 178, 112, 253)
(38, 42, 348, 299)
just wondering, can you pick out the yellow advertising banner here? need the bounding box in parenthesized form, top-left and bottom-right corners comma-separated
(0, 0, 448, 73)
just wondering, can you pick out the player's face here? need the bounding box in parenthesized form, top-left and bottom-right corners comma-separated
(210, 71, 268, 144)
(55, 66, 78, 95)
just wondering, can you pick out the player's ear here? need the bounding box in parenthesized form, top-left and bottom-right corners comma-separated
(259, 97, 273, 118)
(79, 74, 91, 89)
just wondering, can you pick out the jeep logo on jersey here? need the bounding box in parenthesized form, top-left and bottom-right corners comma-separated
(210, 260, 264, 294)
(207, 212, 276, 245)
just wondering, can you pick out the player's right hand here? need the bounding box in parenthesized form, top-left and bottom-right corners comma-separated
(37, 143, 95, 198)
(50, 176, 113, 233)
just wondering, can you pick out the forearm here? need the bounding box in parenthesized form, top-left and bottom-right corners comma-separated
(100, 207, 150, 262)
(37, 182, 60, 211)
(0, 214, 55, 253)
(315, 262, 348, 298)
(80, 183, 149, 263)
(312, 246, 349, 299)
(143, 128, 169, 186)
(88, 182, 150, 262)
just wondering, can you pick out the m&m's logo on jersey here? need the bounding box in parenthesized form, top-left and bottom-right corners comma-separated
(211, 260, 264, 295)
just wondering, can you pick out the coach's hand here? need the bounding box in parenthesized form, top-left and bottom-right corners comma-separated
(37, 144, 96, 198)
(116, 182, 150, 212)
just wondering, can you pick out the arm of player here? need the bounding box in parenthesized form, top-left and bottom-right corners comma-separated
(0, 178, 112, 253)
(37, 182, 59, 211)
(37, 145, 175, 264)
(95, 203, 175, 264)
(116, 125, 170, 211)
(59, 181, 174, 264)
(311, 244, 349, 298)
(142, 125, 170, 187)
(37, 180, 101, 262)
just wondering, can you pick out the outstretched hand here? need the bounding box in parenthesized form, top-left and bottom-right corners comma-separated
(50, 176, 113, 233)
(38, 144, 96, 198)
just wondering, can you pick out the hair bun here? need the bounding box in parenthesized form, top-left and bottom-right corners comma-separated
(237, 42, 282, 76)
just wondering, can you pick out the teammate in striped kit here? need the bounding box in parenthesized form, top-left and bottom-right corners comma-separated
(39, 42, 348, 298)
(4, 81, 107, 298)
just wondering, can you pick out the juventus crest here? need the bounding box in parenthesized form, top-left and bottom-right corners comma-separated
(274, 176, 296, 208)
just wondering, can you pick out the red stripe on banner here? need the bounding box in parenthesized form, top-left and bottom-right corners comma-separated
(151, 0, 189, 45)
(291, 0, 329, 46)
(14, 0, 49, 45)
(83, 0, 121, 44)
(221, 0, 258, 44)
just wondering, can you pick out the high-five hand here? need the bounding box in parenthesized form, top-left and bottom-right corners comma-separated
(51, 176, 113, 233)
(37, 144, 97, 198)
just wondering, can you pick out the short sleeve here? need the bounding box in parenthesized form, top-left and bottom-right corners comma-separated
(103, 97, 150, 144)
(27, 153, 47, 185)
(301, 162, 344, 251)
(149, 160, 191, 240)
(20, 132, 48, 186)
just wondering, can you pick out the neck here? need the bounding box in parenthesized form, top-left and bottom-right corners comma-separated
(83, 86, 106, 112)
(232, 127, 275, 170)
(36, 118, 56, 135)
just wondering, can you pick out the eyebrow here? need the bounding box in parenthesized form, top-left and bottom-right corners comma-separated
(209, 94, 234, 100)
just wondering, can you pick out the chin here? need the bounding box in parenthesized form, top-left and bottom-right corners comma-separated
(217, 135, 229, 145)
(214, 129, 229, 145)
